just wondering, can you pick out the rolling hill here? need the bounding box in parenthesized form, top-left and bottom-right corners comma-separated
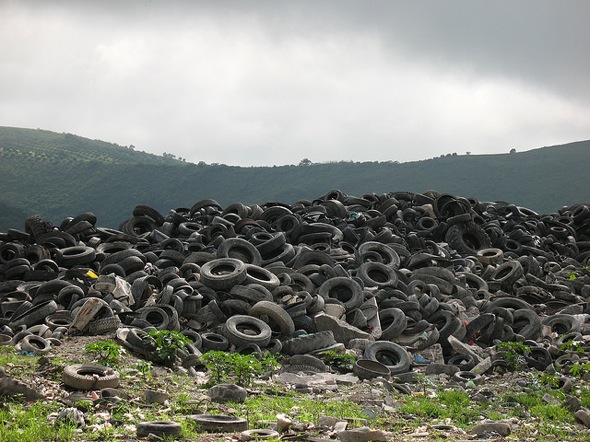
(0, 126, 588, 231)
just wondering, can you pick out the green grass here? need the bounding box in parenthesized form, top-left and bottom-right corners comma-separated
(398, 388, 481, 427)
(0, 400, 76, 442)
(231, 391, 370, 427)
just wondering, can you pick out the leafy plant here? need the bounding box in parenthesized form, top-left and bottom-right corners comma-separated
(316, 350, 356, 373)
(559, 338, 586, 355)
(201, 350, 280, 387)
(569, 362, 590, 378)
(143, 329, 191, 366)
(132, 359, 153, 378)
(496, 341, 530, 371)
(535, 372, 561, 388)
(84, 340, 123, 367)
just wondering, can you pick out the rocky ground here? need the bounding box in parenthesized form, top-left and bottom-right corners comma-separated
(3, 334, 590, 442)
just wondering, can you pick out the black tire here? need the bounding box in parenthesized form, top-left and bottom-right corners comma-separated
(138, 306, 170, 330)
(10, 300, 58, 329)
(524, 346, 552, 371)
(429, 310, 464, 342)
(200, 258, 247, 290)
(244, 264, 281, 290)
(489, 261, 524, 290)
(63, 364, 120, 390)
(189, 414, 248, 433)
(379, 308, 408, 341)
(136, 421, 182, 438)
(201, 332, 230, 351)
(543, 314, 579, 335)
(239, 429, 280, 440)
(217, 238, 262, 266)
(445, 222, 491, 255)
(353, 359, 391, 380)
(476, 248, 504, 266)
(356, 261, 398, 288)
(222, 315, 272, 348)
(512, 309, 542, 341)
(318, 277, 363, 311)
(133, 204, 165, 226)
(88, 316, 121, 335)
(249, 300, 295, 338)
(357, 241, 401, 268)
(54, 246, 97, 267)
(18, 334, 51, 355)
(363, 341, 411, 375)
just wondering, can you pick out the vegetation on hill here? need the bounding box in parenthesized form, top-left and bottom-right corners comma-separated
(0, 126, 588, 231)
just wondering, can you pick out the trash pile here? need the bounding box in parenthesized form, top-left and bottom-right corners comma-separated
(1, 189, 589, 382)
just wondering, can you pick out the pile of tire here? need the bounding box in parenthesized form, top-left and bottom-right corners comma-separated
(0, 191, 588, 378)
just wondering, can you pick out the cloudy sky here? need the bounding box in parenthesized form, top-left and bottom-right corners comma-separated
(1, 0, 589, 166)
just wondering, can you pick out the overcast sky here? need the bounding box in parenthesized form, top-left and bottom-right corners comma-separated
(1, 0, 589, 166)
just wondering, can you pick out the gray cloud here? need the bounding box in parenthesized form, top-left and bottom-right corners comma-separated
(1, 0, 589, 166)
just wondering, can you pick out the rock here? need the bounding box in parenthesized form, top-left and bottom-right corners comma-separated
(144, 389, 169, 404)
(470, 421, 511, 437)
(276, 413, 292, 432)
(563, 395, 581, 412)
(56, 407, 86, 428)
(318, 416, 347, 429)
(315, 313, 371, 345)
(470, 357, 493, 375)
(0, 367, 44, 400)
(447, 335, 482, 363)
(421, 344, 445, 365)
(207, 384, 247, 403)
(575, 409, 590, 428)
(336, 427, 390, 442)
(425, 364, 459, 376)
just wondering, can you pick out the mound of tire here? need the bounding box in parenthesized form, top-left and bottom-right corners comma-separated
(0, 191, 589, 378)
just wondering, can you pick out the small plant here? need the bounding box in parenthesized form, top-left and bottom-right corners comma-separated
(568, 266, 590, 280)
(132, 359, 153, 378)
(316, 350, 356, 373)
(201, 351, 280, 387)
(536, 372, 561, 388)
(144, 329, 191, 366)
(496, 341, 530, 371)
(84, 340, 123, 367)
(559, 338, 586, 355)
(569, 362, 590, 378)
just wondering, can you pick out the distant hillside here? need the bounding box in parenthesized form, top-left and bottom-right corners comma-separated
(0, 126, 588, 231)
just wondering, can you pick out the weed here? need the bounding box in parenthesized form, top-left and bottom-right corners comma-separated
(201, 350, 280, 387)
(316, 350, 356, 373)
(569, 362, 590, 377)
(496, 341, 530, 370)
(84, 339, 123, 367)
(144, 329, 191, 366)
(535, 372, 561, 388)
(559, 338, 586, 355)
(132, 359, 153, 378)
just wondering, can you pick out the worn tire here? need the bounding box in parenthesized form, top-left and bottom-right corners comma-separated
(318, 277, 364, 311)
(136, 421, 182, 438)
(222, 315, 272, 348)
(200, 258, 247, 290)
(364, 341, 411, 375)
(189, 414, 248, 433)
(249, 300, 295, 338)
(63, 364, 120, 390)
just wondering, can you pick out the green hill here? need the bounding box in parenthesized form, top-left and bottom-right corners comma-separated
(0, 126, 588, 231)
